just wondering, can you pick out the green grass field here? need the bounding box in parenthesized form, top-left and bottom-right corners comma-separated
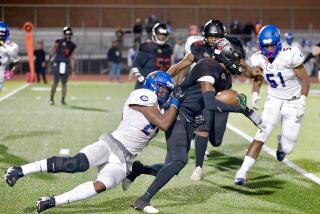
(0, 80, 319, 213)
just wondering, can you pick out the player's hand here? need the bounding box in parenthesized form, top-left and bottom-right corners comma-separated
(172, 86, 185, 103)
(296, 95, 306, 120)
(131, 67, 144, 82)
(252, 92, 261, 110)
(237, 93, 247, 113)
(250, 66, 263, 78)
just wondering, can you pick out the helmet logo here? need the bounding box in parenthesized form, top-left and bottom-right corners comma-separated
(262, 38, 272, 44)
(140, 95, 149, 102)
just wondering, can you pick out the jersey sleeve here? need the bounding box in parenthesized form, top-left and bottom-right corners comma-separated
(287, 46, 305, 68)
(6, 41, 20, 63)
(127, 89, 157, 107)
(249, 53, 260, 67)
(185, 36, 203, 54)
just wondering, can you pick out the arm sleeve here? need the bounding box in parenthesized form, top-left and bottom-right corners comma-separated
(132, 50, 149, 71)
(203, 91, 241, 112)
(303, 53, 314, 64)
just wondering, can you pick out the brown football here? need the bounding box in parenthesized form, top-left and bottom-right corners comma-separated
(216, 89, 239, 105)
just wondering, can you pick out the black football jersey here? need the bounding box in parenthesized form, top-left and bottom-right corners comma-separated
(54, 39, 76, 63)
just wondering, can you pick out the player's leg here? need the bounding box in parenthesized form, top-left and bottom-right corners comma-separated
(50, 65, 60, 105)
(209, 112, 229, 147)
(133, 120, 192, 213)
(0, 70, 5, 92)
(235, 96, 282, 185)
(276, 100, 303, 161)
(61, 74, 69, 105)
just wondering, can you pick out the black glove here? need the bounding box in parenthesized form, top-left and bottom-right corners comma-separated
(172, 86, 185, 103)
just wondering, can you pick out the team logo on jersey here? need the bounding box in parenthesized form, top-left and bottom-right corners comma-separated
(157, 49, 162, 54)
(221, 73, 226, 80)
(140, 95, 149, 102)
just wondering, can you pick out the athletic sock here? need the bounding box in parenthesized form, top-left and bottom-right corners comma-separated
(239, 155, 256, 174)
(195, 136, 208, 167)
(54, 181, 97, 206)
(21, 159, 47, 175)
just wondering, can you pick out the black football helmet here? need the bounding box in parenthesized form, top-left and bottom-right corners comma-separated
(202, 20, 226, 45)
(152, 23, 169, 45)
(63, 26, 73, 40)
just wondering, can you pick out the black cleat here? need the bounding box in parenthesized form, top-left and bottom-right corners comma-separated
(36, 197, 56, 213)
(276, 151, 286, 161)
(3, 166, 24, 187)
(132, 197, 159, 213)
(61, 99, 67, 105)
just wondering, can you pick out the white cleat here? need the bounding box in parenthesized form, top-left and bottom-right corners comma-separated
(234, 170, 247, 186)
(121, 178, 132, 191)
(190, 166, 203, 181)
(143, 205, 159, 214)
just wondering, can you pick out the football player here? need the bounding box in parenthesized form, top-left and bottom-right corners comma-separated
(0, 21, 20, 92)
(234, 25, 310, 186)
(131, 23, 173, 89)
(130, 38, 264, 213)
(3, 71, 184, 213)
(48, 26, 76, 105)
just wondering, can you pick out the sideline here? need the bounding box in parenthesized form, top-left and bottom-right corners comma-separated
(0, 83, 30, 102)
(227, 123, 320, 185)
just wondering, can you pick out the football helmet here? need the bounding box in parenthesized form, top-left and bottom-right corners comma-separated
(258, 25, 282, 59)
(202, 19, 226, 46)
(0, 21, 10, 45)
(63, 26, 73, 40)
(151, 23, 169, 45)
(143, 71, 174, 106)
(284, 32, 293, 45)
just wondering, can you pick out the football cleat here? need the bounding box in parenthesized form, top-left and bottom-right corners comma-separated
(49, 99, 54, 105)
(234, 177, 246, 186)
(276, 151, 286, 162)
(36, 197, 56, 213)
(190, 166, 203, 181)
(122, 178, 133, 191)
(133, 197, 159, 213)
(3, 166, 24, 187)
(61, 99, 67, 105)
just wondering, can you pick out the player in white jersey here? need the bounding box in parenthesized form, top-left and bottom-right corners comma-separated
(3, 71, 184, 213)
(283, 32, 302, 49)
(234, 25, 310, 186)
(0, 22, 20, 92)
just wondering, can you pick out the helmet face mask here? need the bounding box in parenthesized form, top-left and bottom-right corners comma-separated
(202, 20, 226, 46)
(0, 21, 10, 45)
(258, 25, 282, 59)
(152, 23, 169, 45)
(143, 71, 174, 106)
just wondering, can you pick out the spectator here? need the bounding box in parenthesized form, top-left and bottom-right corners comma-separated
(115, 27, 125, 50)
(144, 15, 160, 39)
(230, 20, 241, 35)
(34, 40, 47, 83)
(133, 18, 143, 43)
(127, 41, 140, 81)
(172, 37, 185, 64)
(107, 40, 122, 82)
(242, 21, 255, 43)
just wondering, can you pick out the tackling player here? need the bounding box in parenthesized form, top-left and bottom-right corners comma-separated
(48, 26, 76, 105)
(131, 23, 173, 89)
(3, 71, 184, 213)
(0, 21, 20, 92)
(234, 25, 310, 186)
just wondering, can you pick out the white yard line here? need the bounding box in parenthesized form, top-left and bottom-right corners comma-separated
(0, 83, 30, 102)
(227, 123, 320, 185)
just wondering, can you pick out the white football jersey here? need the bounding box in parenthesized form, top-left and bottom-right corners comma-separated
(111, 88, 159, 155)
(0, 41, 19, 72)
(250, 46, 305, 99)
(185, 35, 204, 54)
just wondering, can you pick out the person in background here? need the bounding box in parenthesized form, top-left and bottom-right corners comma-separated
(48, 26, 76, 105)
(127, 41, 140, 81)
(133, 18, 143, 44)
(284, 32, 301, 49)
(171, 38, 185, 64)
(34, 40, 47, 83)
(107, 40, 122, 82)
(115, 27, 125, 50)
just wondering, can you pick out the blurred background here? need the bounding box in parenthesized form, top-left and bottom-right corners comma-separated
(2, 0, 320, 77)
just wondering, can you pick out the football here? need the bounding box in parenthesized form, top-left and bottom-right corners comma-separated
(216, 89, 239, 105)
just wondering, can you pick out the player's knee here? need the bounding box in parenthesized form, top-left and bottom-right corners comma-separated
(209, 136, 222, 147)
(47, 153, 89, 173)
(93, 181, 106, 193)
(280, 135, 296, 154)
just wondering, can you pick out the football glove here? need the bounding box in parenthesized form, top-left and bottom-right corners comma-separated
(172, 86, 185, 103)
(237, 93, 247, 113)
(252, 91, 261, 110)
(296, 95, 306, 120)
(194, 114, 205, 126)
(131, 67, 144, 83)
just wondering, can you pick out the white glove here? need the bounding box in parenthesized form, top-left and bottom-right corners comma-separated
(296, 95, 306, 120)
(130, 67, 145, 83)
(252, 92, 261, 110)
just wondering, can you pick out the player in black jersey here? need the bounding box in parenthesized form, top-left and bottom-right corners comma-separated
(130, 23, 173, 89)
(129, 34, 264, 213)
(48, 26, 76, 105)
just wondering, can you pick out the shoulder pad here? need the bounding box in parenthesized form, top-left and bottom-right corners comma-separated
(281, 46, 305, 68)
(139, 41, 157, 53)
(127, 89, 157, 107)
(5, 41, 20, 62)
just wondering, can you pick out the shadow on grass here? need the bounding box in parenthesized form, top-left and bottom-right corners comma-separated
(24, 184, 219, 213)
(1, 130, 60, 141)
(67, 105, 108, 113)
